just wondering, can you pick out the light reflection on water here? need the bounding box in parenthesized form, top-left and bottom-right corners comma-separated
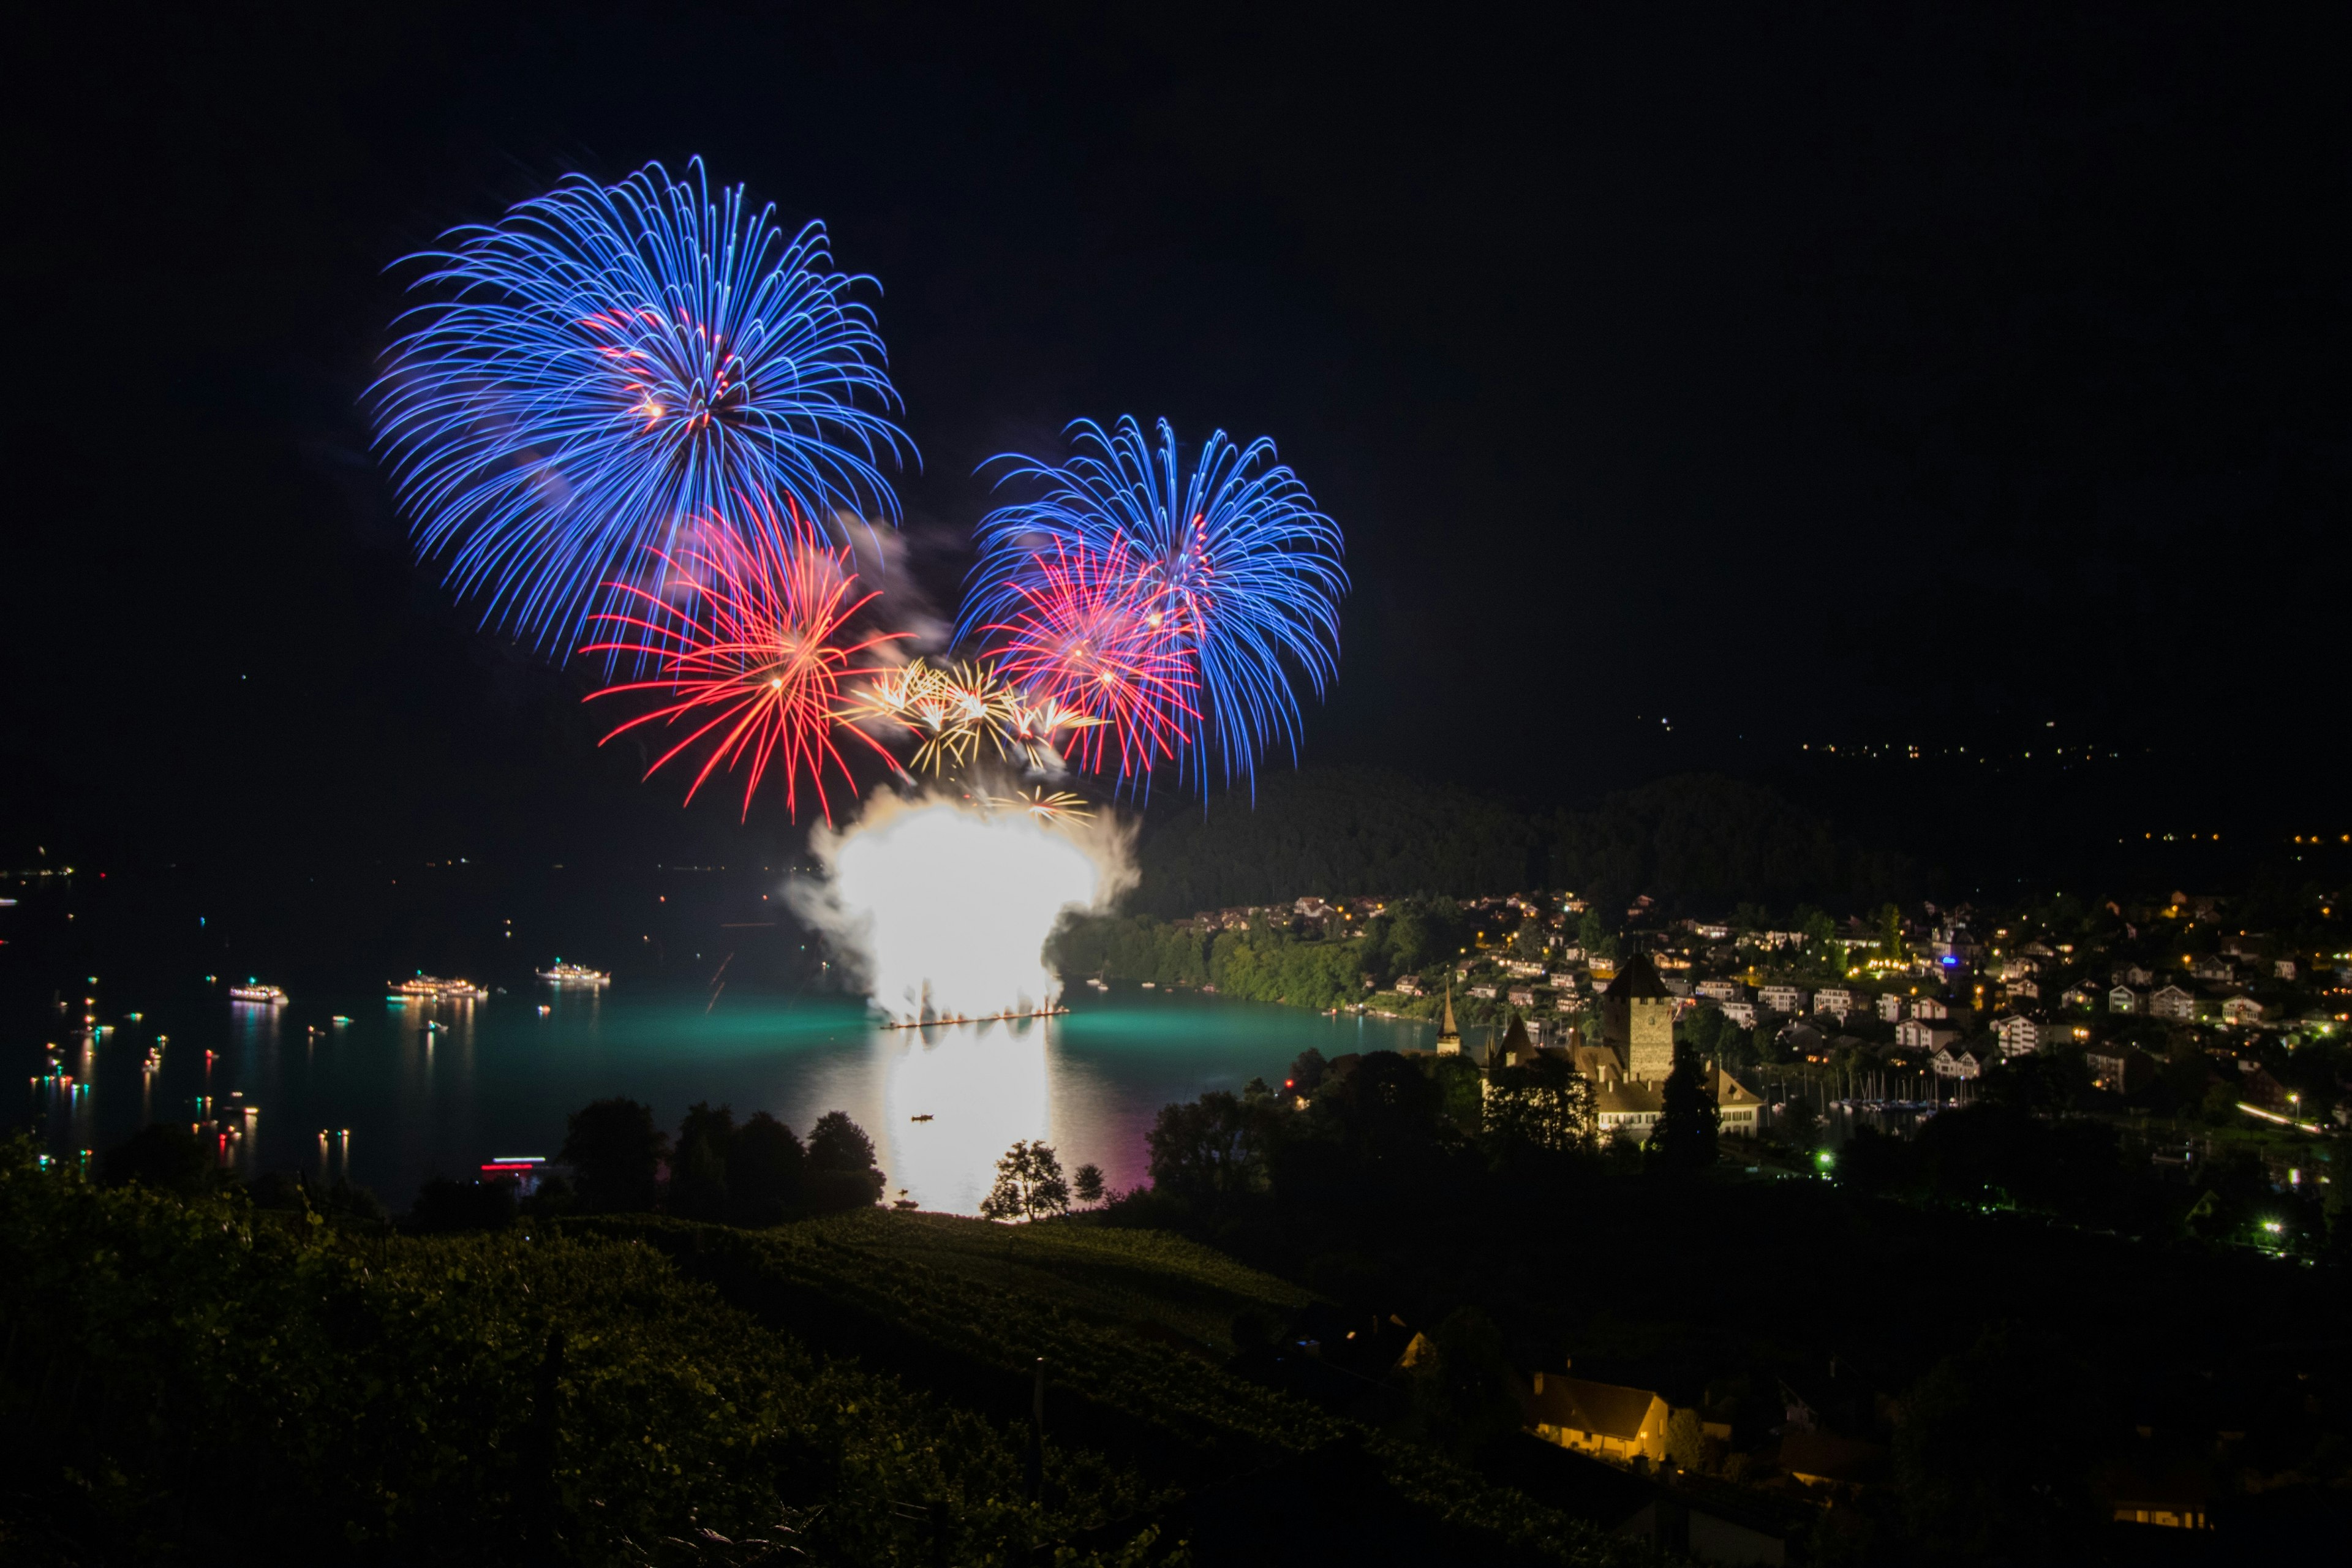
(15, 986, 1438, 1212)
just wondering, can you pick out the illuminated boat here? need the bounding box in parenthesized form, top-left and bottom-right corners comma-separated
(535, 961, 611, 986)
(228, 981, 288, 1005)
(391, 974, 488, 1001)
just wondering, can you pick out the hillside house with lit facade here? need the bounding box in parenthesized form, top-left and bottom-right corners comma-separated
(1524, 1373, 1670, 1464)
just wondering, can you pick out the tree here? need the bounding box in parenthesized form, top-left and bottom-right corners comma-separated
(1483, 1054, 1597, 1154)
(1401, 1308, 1523, 1460)
(1071, 1162, 1106, 1207)
(802, 1110, 886, 1213)
(1650, 1047, 1721, 1169)
(1777, 1096, 1823, 1153)
(1286, 1047, 1329, 1095)
(727, 1112, 804, 1225)
(1667, 1405, 1706, 1472)
(100, 1122, 219, 1197)
(1145, 1091, 1267, 1210)
(979, 1140, 1071, 1222)
(409, 1176, 517, 1234)
(668, 1101, 735, 1221)
(560, 1098, 666, 1213)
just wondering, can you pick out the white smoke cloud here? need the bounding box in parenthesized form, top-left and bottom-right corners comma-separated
(793, 788, 1135, 1022)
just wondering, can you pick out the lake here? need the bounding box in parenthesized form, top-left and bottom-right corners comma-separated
(14, 978, 1444, 1212)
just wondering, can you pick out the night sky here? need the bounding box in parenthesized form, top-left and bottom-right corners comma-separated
(13, 4, 2345, 873)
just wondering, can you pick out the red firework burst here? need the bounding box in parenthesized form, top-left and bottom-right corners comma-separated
(980, 539, 1197, 778)
(582, 498, 907, 822)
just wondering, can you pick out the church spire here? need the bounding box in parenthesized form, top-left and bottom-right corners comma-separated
(1436, 982, 1462, 1054)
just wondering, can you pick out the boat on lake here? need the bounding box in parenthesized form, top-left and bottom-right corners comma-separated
(391, 974, 489, 1001)
(228, 981, 288, 1005)
(536, 961, 611, 986)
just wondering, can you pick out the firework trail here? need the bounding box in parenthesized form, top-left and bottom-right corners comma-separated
(976, 538, 1197, 780)
(374, 158, 912, 655)
(963, 416, 1345, 790)
(582, 499, 907, 823)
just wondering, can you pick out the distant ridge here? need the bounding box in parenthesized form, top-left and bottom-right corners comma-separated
(1131, 768, 1910, 919)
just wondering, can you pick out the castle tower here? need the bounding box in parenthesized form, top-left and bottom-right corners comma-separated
(1602, 951, 1676, 1083)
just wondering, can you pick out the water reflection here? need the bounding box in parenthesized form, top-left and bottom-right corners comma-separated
(9, 983, 1436, 1212)
(878, 1019, 1054, 1212)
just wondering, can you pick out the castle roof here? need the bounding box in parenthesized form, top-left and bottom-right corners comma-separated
(1601, 950, 1670, 1002)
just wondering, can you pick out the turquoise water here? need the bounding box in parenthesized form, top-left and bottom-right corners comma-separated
(20, 984, 1442, 1212)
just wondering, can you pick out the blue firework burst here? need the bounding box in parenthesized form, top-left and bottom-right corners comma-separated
(372, 157, 913, 654)
(963, 416, 1346, 790)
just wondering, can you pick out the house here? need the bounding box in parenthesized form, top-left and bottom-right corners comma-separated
(2238, 1066, 2290, 1112)
(1758, 985, 1808, 1015)
(1780, 1430, 1890, 1493)
(2084, 1041, 2150, 1093)
(1877, 993, 1904, 1022)
(1711, 1063, 1764, 1138)
(1895, 1019, 1960, 1053)
(2062, 984, 2099, 1009)
(1991, 1014, 2046, 1057)
(1593, 1072, 1664, 1141)
(1697, 978, 1745, 1003)
(2007, 977, 2041, 1001)
(2149, 985, 2195, 1021)
(1524, 1373, 1671, 1465)
(1717, 1000, 1757, 1028)
(2112, 964, 2155, 987)
(2275, 959, 2297, 981)
(2221, 994, 2264, 1025)
(1393, 975, 1424, 997)
(2191, 956, 2236, 984)
(1931, 1044, 1987, 1079)
(1469, 983, 1498, 1000)
(2109, 986, 2145, 1015)
(1814, 989, 1856, 1019)
(1507, 987, 1537, 1008)
(1912, 997, 1950, 1020)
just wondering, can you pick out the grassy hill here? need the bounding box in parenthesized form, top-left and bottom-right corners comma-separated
(1, 1147, 1636, 1566)
(573, 1209, 1638, 1565)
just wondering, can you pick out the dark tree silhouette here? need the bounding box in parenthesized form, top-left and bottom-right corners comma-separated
(728, 1112, 805, 1224)
(980, 1140, 1071, 1222)
(559, 1098, 668, 1213)
(1650, 1047, 1721, 1169)
(804, 1110, 886, 1213)
(100, 1123, 218, 1197)
(669, 1101, 735, 1221)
